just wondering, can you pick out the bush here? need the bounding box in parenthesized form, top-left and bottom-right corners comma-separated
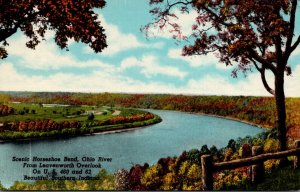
(18, 110, 25, 115)
(0, 181, 5, 190)
(141, 164, 162, 190)
(114, 169, 130, 190)
(187, 149, 201, 165)
(263, 138, 280, 153)
(227, 139, 237, 152)
(200, 144, 210, 155)
(88, 113, 95, 120)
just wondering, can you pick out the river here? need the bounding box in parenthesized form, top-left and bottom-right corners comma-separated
(0, 109, 263, 187)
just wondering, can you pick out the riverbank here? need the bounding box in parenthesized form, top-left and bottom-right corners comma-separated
(0, 115, 162, 144)
(193, 112, 272, 130)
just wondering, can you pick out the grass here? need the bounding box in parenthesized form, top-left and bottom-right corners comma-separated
(242, 165, 300, 191)
(0, 103, 162, 141)
(0, 103, 113, 122)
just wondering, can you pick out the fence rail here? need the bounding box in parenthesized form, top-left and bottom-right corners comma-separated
(201, 140, 300, 190)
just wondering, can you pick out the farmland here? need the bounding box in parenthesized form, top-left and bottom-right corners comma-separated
(0, 101, 161, 141)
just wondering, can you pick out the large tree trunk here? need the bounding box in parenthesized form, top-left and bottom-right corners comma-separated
(275, 70, 287, 151)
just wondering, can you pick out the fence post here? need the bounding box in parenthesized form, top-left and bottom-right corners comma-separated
(201, 155, 213, 190)
(294, 140, 300, 169)
(251, 146, 264, 183)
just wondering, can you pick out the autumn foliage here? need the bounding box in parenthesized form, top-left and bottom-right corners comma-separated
(0, 0, 107, 59)
(118, 130, 284, 190)
(1, 119, 81, 132)
(7, 92, 300, 139)
(0, 105, 14, 116)
(100, 113, 154, 126)
(143, 0, 300, 152)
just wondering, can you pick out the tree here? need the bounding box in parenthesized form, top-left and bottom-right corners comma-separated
(0, 0, 107, 59)
(88, 112, 95, 121)
(144, 0, 300, 151)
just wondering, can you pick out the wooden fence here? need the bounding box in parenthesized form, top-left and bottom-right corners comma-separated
(201, 140, 300, 190)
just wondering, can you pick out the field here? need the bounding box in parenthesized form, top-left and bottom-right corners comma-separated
(0, 100, 161, 141)
(0, 103, 114, 123)
(0, 103, 113, 123)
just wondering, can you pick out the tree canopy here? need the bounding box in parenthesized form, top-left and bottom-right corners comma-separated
(0, 0, 107, 59)
(144, 0, 300, 151)
(144, 0, 299, 80)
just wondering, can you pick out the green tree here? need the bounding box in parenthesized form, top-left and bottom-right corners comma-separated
(0, 0, 107, 59)
(144, 0, 300, 152)
(0, 181, 5, 190)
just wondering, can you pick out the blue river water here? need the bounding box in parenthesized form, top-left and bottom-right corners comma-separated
(0, 109, 263, 187)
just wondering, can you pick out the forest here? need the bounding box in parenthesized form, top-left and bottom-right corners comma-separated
(0, 92, 299, 190)
(2, 92, 299, 139)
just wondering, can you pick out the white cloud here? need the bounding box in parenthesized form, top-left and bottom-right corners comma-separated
(168, 48, 218, 67)
(0, 63, 181, 94)
(168, 48, 234, 70)
(1, 62, 299, 96)
(147, 9, 200, 39)
(185, 66, 300, 97)
(84, 14, 164, 56)
(6, 34, 114, 70)
(120, 55, 187, 79)
(186, 73, 269, 96)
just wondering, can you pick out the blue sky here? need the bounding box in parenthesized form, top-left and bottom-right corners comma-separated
(0, 0, 300, 96)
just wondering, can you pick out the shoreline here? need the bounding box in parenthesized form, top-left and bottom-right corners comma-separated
(145, 108, 271, 130)
(192, 112, 272, 130)
(0, 110, 272, 144)
(0, 115, 162, 144)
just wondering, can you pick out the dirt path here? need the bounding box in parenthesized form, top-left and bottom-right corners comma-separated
(112, 110, 121, 116)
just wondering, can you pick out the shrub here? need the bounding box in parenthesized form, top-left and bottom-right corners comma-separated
(0, 181, 5, 190)
(88, 113, 95, 120)
(239, 144, 252, 158)
(224, 148, 234, 161)
(18, 110, 25, 115)
(187, 164, 201, 181)
(187, 149, 201, 165)
(227, 139, 237, 152)
(161, 172, 176, 190)
(141, 164, 162, 190)
(263, 138, 280, 153)
(214, 170, 249, 190)
(200, 144, 210, 155)
(114, 169, 130, 190)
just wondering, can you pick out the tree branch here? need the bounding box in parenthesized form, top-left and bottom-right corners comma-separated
(251, 58, 275, 95)
(165, 0, 192, 13)
(285, 0, 297, 52)
(289, 35, 300, 54)
(249, 50, 276, 73)
(251, 59, 262, 72)
(0, 26, 19, 42)
(274, 36, 283, 63)
(202, 6, 233, 27)
(260, 67, 275, 96)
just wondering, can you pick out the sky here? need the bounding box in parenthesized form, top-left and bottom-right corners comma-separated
(0, 0, 300, 96)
